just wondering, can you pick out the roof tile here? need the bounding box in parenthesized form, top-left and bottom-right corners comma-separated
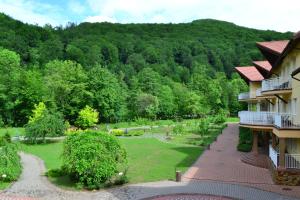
(235, 66, 264, 82)
(253, 60, 272, 72)
(256, 40, 289, 54)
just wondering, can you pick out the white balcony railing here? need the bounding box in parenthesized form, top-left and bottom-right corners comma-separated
(238, 111, 275, 125)
(269, 145, 300, 169)
(238, 92, 250, 100)
(269, 144, 278, 167)
(274, 113, 300, 129)
(285, 154, 300, 169)
(256, 88, 262, 97)
(262, 77, 292, 92)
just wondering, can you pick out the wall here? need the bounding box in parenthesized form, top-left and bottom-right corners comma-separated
(249, 82, 261, 98)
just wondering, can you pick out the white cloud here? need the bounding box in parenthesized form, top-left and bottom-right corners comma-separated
(68, 0, 86, 14)
(85, 0, 300, 32)
(1, 0, 299, 32)
(0, 0, 66, 26)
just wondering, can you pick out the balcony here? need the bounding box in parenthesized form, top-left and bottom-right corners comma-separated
(256, 88, 262, 97)
(269, 144, 300, 169)
(238, 92, 250, 100)
(238, 111, 274, 126)
(274, 113, 300, 129)
(262, 77, 292, 93)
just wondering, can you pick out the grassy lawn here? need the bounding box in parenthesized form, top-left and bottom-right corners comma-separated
(0, 127, 25, 137)
(3, 118, 226, 190)
(226, 117, 239, 122)
(21, 141, 63, 170)
(21, 137, 202, 187)
(0, 182, 10, 190)
(120, 138, 201, 183)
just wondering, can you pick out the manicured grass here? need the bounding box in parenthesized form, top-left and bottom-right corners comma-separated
(21, 141, 63, 169)
(0, 128, 25, 137)
(21, 137, 202, 185)
(226, 117, 239, 122)
(120, 138, 201, 183)
(0, 181, 10, 190)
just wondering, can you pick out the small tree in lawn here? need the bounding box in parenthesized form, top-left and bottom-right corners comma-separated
(25, 102, 65, 143)
(75, 105, 99, 129)
(28, 102, 47, 123)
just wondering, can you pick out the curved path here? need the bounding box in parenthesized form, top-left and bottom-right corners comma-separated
(0, 126, 299, 200)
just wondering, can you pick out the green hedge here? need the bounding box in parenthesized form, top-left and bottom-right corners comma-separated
(237, 127, 253, 152)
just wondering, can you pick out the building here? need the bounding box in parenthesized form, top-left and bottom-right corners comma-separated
(236, 34, 300, 185)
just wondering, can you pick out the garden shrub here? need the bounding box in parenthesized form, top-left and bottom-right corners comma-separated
(25, 110, 66, 143)
(0, 141, 21, 182)
(111, 129, 125, 136)
(237, 127, 253, 152)
(134, 117, 150, 126)
(172, 124, 184, 135)
(212, 110, 227, 124)
(62, 131, 127, 189)
(46, 168, 65, 177)
(75, 105, 99, 129)
(197, 118, 209, 136)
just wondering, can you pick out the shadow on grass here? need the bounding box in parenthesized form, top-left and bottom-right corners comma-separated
(171, 146, 204, 170)
(48, 176, 77, 190)
(21, 139, 62, 145)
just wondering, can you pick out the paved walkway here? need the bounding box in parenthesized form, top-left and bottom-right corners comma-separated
(183, 123, 300, 198)
(1, 124, 300, 200)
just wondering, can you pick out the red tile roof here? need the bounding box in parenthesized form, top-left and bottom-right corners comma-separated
(253, 61, 272, 72)
(256, 40, 289, 54)
(235, 66, 264, 82)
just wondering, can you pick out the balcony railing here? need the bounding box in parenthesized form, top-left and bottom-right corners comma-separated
(274, 113, 300, 129)
(269, 145, 300, 169)
(238, 92, 250, 100)
(286, 154, 300, 169)
(256, 88, 262, 97)
(269, 144, 278, 167)
(238, 111, 275, 126)
(262, 77, 292, 92)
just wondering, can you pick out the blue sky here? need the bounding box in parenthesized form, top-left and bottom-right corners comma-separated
(0, 0, 299, 32)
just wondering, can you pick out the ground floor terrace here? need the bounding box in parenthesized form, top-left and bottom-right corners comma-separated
(183, 123, 300, 198)
(1, 123, 300, 200)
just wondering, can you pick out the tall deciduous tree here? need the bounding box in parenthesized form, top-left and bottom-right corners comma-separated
(44, 60, 90, 122)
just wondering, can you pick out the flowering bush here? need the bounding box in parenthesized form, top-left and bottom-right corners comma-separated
(0, 138, 21, 182)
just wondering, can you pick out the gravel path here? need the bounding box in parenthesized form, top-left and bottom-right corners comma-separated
(1, 152, 299, 200)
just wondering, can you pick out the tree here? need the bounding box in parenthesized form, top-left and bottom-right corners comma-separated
(25, 105, 65, 143)
(44, 60, 90, 122)
(157, 85, 176, 118)
(28, 102, 47, 123)
(75, 105, 99, 129)
(136, 93, 159, 119)
(0, 48, 22, 125)
(88, 66, 127, 122)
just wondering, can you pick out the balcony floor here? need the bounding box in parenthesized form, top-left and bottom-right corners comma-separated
(261, 89, 292, 96)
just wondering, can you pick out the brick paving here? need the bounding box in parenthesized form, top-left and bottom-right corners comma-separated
(183, 123, 300, 198)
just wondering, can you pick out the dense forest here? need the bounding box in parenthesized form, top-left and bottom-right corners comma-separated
(0, 13, 293, 126)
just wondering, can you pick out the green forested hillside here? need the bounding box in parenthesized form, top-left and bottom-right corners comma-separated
(0, 13, 293, 126)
